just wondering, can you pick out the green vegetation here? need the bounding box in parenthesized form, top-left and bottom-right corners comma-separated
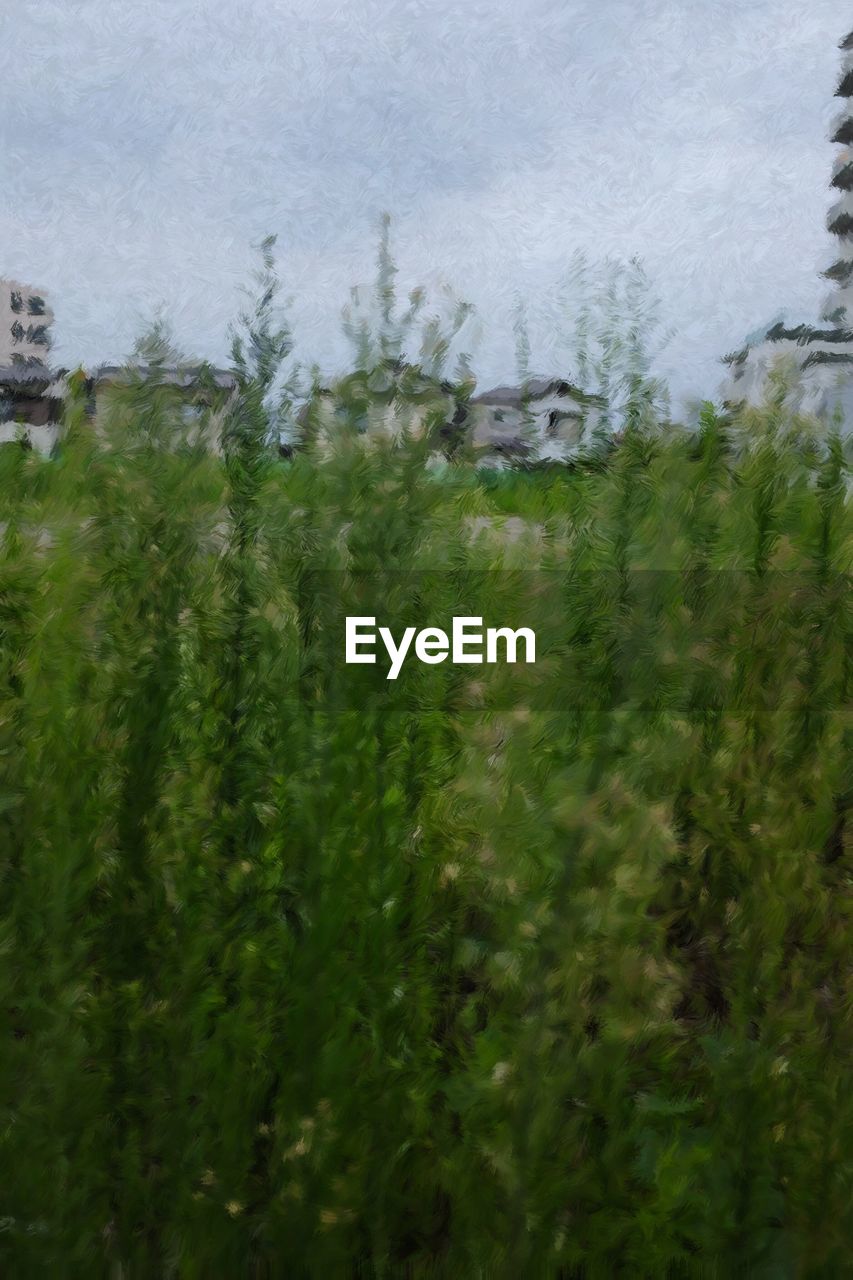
(0, 244, 851, 1276)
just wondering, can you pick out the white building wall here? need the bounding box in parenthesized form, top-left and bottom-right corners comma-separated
(0, 279, 54, 365)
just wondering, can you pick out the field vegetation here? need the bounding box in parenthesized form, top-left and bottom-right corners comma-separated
(0, 234, 850, 1277)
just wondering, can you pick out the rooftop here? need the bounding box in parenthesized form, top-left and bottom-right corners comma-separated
(0, 362, 64, 391)
(92, 363, 237, 390)
(471, 377, 601, 407)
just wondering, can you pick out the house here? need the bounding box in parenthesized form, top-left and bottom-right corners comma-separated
(86, 363, 238, 451)
(0, 361, 238, 456)
(468, 377, 605, 465)
(298, 364, 608, 466)
(299, 362, 461, 458)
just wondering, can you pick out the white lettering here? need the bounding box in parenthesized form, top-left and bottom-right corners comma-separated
(486, 626, 536, 664)
(414, 627, 449, 664)
(452, 616, 484, 664)
(345, 617, 536, 676)
(379, 625, 417, 680)
(346, 616, 377, 664)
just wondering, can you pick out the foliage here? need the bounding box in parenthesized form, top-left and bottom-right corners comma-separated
(559, 250, 673, 434)
(131, 311, 190, 367)
(0, 269, 851, 1277)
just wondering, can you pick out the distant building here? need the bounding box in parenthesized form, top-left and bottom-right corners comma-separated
(0, 272, 243, 454)
(62, 363, 236, 457)
(0, 360, 237, 455)
(85, 363, 237, 452)
(299, 363, 460, 458)
(0, 281, 606, 463)
(88, 363, 236, 404)
(469, 378, 604, 465)
(0, 279, 54, 366)
(298, 366, 607, 466)
(0, 364, 66, 452)
(723, 30, 853, 423)
(0, 279, 61, 449)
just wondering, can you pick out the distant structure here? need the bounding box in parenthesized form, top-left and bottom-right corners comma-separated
(0, 282, 605, 463)
(0, 279, 53, 366)
(302, 361, 459, 458)
(0, 356, 236, 455)
(0, 365, 66, 452)
(0, 279, 65, 449)
(468, 378, 604, 465)
(723, 31, 853, 422)
(86, 363, 237, 453)
(0, 273, 242, 454)
(300, 367, 606, 466)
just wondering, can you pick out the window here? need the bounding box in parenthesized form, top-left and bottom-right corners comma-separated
(10, 320, 24, 342)
(27, 325, 50, 347)
(9, 291, 23, 313)
(494, 410, 505, 422)
(27, 295, 46, 316)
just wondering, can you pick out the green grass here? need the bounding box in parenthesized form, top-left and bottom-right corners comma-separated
(0, 379, 850, 1277)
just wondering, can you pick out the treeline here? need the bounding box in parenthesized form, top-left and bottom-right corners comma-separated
(0, 244, 851, 1277)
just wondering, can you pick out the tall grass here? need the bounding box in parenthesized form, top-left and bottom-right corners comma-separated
(0, 248, 851, 1276)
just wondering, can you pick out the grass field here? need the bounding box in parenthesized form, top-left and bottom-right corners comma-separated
(0, 366, 850, 1276)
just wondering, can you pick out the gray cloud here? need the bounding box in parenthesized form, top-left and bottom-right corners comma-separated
(1, 0, 846, 403)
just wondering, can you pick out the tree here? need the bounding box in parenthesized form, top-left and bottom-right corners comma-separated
(130, 310, 188, 366)
(228, 233, 299, 452)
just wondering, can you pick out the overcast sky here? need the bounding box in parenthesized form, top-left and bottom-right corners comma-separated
(1, 0, 847, 405)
